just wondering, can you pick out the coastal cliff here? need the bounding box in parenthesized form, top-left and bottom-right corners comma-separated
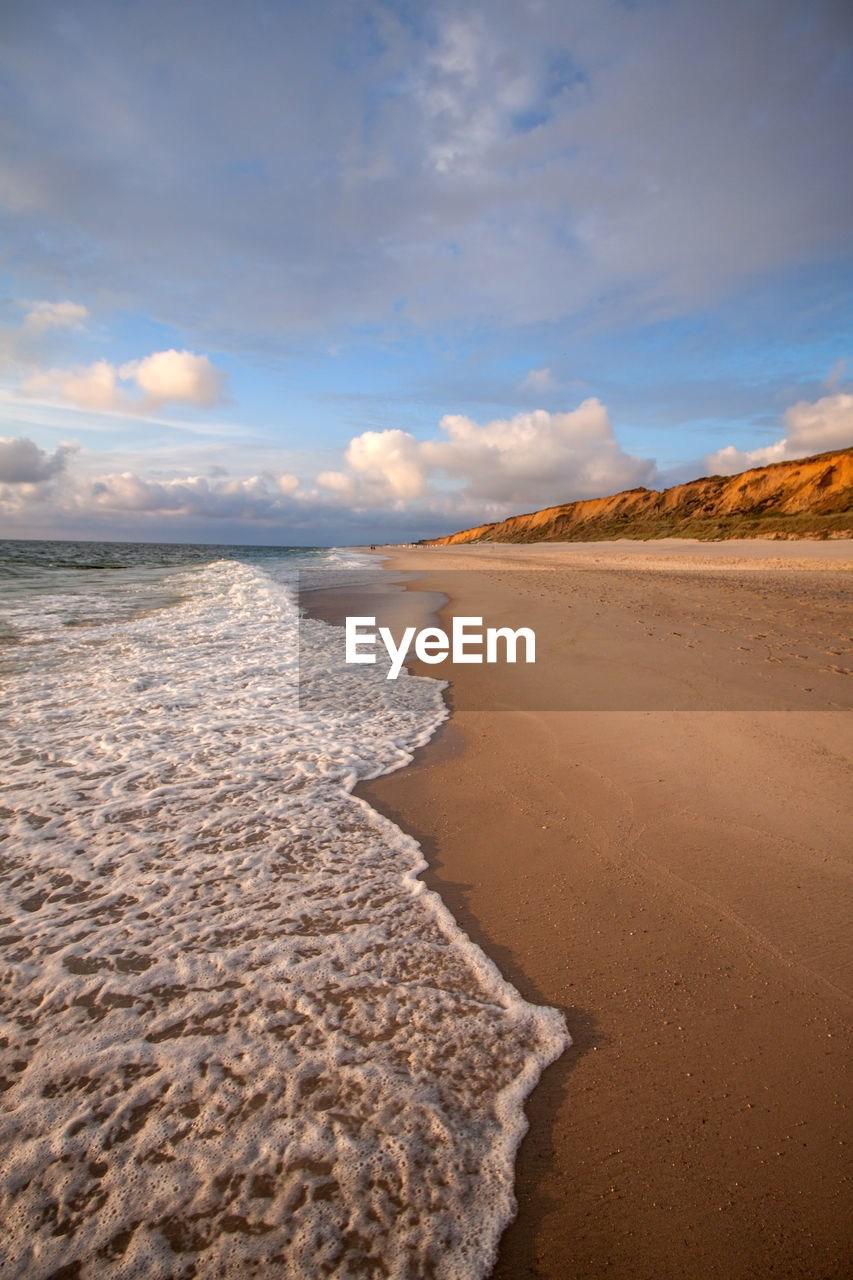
(428, 446, 853, 544)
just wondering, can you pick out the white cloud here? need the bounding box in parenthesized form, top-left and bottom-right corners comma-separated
(704, 442, 786, 475)
(315, 470, 354, 497)
(77, 469, 300, 519)
(119, 349, 224, 408)
(3, 394, 655, 534)
(319, 399, 655, 514)
(22, 349, 227, 414)
(22, 300, 89, 335)
(3, 1, 850, 337)
(1, 299, 90, 371)
(346, 428, 427, 501)
(0, 448, 307, 531)
(0, 436, 77, 484)
(519, 367, 557, 393)
(415, 14, 535, 175)
(705, 391, 853, 475)
(28, 359, 121, 412)
(785, 393, 853, 454)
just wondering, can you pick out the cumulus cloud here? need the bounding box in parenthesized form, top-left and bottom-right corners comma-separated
(0, 396, 658, 538)
(120, 350, 224, 408)
(22, 349, 227, 414)
(705, 391, 853, 475)
(0, 438, 309, 531)
(318, 399, 655, 515)
(346, 428, 427, 501)
(314, 469, 354, 497)
(75, 469, 301, 520)
(0, 436, 77, 483)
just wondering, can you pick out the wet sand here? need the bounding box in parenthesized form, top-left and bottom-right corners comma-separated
(351, 541, 852, 1279)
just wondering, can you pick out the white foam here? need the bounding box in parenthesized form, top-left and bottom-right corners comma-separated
(0, 555, 569, 1279)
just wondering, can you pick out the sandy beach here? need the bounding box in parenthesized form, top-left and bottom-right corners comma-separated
(338, 541, 853, 1279)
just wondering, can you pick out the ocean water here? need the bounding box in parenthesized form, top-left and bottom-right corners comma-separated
(0, 540, 568, 1280)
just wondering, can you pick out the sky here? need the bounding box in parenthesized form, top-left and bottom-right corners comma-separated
(1, 0, 852, 546)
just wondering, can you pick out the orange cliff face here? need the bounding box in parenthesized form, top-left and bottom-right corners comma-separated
(427, 447, 853, 545)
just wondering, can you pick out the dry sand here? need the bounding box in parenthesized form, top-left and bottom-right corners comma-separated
(347, 541, 853, 1279)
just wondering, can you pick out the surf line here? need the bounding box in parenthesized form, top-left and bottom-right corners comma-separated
(345, 615, 536, 680)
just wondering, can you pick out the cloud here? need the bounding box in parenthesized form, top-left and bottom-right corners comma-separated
(314, 469, 354, 497)
(0, 436, 77, 484)
(319, 399, 655, 515)
(0, 299, 90, 370)
(0, 2, 850, 338)
(77, 469, 300, 520)
(414, 13, 536, 176)
(783, 392, 853, 455)
(24, 359, 121, 412)
(705, 390, 853, 474)
(519, 367, 557, 393)
(120, 350, 225, 408)
(0, 438, 306, 531)
(22, 349, 227, 414)
(2, 393, 656, 538)
(22, 300, 89, 336)
(346, 428, 427, 501)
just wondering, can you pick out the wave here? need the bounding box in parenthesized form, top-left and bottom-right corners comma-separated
(0, 554, 568, 1279)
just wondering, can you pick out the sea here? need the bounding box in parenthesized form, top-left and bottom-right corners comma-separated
(0, 540, 568, 1280)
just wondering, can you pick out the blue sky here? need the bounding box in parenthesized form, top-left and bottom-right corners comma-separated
(1, 0, 851, 544)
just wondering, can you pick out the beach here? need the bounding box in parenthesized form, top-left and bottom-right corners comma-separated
(350, 541, 853, 1279)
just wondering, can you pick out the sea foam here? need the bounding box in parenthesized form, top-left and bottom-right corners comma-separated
(0, 554, 568, 1279)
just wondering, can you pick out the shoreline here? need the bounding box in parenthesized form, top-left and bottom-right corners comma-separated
(346, 541, 852, 1279)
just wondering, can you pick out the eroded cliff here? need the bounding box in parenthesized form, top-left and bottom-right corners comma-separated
(428, 447, 853, 544)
